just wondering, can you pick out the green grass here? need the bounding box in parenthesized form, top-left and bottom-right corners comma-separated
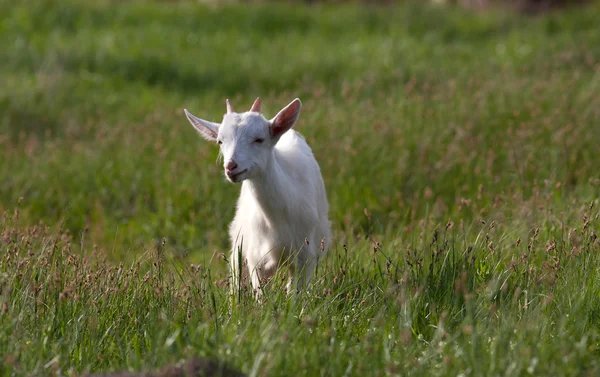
(1, 0, 600, 375)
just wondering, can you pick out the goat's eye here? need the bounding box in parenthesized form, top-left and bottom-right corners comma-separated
(217, 140, 223, 145)
(254, 138, 265, 144)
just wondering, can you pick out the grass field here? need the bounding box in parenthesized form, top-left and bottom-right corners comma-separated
(1, 0, 600, 376)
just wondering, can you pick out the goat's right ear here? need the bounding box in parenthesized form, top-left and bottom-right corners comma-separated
(270, 98, 302, 139)
(184, 109, 219, 142)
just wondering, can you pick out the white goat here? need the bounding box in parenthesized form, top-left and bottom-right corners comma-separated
(184, 97, 331, 296)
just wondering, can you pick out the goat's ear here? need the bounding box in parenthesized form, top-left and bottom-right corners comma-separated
(270, 98, 302, 139)
(184, 109, 219, 142)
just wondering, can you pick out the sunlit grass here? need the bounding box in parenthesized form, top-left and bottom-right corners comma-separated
(2, 198, 600, 375)
(1, 0, 600, 375)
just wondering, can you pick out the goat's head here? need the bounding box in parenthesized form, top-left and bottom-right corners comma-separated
(184, 97, 302, 183)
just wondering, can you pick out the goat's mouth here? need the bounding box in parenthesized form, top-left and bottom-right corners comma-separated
(226, 169, 248, 182)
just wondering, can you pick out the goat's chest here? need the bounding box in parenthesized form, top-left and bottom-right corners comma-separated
(231, 202, 314, 261)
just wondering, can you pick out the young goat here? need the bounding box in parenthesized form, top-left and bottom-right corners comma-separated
(184, 98, 331, 296)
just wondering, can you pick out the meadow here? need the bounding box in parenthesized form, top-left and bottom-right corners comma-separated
(1, 0, 600, 375)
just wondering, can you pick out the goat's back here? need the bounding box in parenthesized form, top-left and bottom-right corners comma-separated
(275, 130, 331, 249)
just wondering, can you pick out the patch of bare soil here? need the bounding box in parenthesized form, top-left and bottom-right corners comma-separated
(85, 358, 246, 377)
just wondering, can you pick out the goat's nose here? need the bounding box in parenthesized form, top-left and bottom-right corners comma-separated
(225, 160, 238, 172)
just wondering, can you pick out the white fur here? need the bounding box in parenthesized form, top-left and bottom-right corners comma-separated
(184, 98, 331, 296)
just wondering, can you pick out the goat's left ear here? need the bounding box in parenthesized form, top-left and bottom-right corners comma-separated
(270, 98, 302, 139)
(184, 109, 220, 142)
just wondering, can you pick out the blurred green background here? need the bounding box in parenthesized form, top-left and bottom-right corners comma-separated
(2, 1, 600, 376)
(1, 0, 599, 263)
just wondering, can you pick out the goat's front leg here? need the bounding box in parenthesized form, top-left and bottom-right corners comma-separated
(294, 247, 318, 292)
(229, 248, 245, 297)
(245, 259, 264, 299)
(286, 264, 295, 294)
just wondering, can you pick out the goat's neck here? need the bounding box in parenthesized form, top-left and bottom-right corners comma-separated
(243, 151, 288, 223)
